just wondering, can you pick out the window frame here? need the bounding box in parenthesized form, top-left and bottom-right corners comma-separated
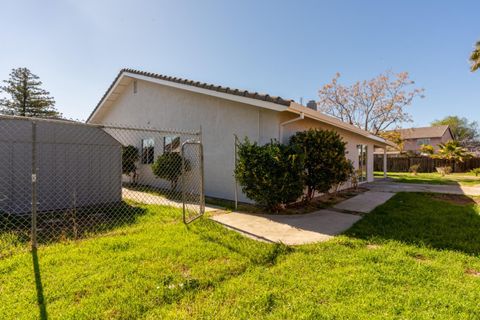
(357, 144, 368, 183)
(416, 138, 431, 146)
(141, 138, 155, 164)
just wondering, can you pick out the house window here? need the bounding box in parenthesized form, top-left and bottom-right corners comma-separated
(141, 138, 155, 164)
(357, 144, 368, 182)
(416, 138, 431, 146)
(164, 136, 181, 153)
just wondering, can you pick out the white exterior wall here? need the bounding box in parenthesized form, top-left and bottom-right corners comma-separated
(280, 116, 375, 183)
(91, 78, 379, 202)
(91, 79, 280, 201)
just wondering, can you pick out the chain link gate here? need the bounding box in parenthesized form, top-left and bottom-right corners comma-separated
(0, 116, 205, 257)
(181, 139, 205, 224)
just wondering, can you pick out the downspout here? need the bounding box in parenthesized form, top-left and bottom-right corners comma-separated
(279, 112, 304, 143)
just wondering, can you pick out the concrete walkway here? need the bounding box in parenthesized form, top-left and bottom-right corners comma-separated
(211, 210, 361, 245)
(211, 190, 393, 245)
(122, 188, 219, 212)
(365, 180, 480, 196)
(333, 191, 395, 213)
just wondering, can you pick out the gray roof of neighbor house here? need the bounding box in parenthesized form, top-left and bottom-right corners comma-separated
(393, 125, 452, 139)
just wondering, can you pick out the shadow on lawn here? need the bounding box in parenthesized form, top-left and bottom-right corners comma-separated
(1, 202, 147, 257)
(32, 247, 48, 320)
(345, 192, 480, 255)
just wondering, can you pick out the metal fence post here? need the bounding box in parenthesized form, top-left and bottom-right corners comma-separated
(31, 121, 38, 249)
(181, 141, 186, 224)
(233, 134, 238, 210)
(199, 127, 205, 214)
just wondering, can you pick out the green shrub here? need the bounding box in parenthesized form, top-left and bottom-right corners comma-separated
(471, 168, 480, 176)
(234, 139, 304, 212)
(152, 152, 191, 190)
(122, 145, 140, 184)
(436, 166, 452, 176)
(420, 144, 435, 155)
(409, 164, 421, 175)
(289, 129, 353, 201)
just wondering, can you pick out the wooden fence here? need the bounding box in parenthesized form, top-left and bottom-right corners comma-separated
(374, 156, 480, 173)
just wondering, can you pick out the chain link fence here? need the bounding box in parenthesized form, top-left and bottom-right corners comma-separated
(0, 116, 204, 258)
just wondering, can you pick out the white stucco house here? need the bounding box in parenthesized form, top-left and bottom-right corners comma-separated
(87, 69, 389, 202)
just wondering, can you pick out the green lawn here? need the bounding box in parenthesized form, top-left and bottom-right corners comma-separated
(375, 171, 480, 186)
(2, 194, 480, 319)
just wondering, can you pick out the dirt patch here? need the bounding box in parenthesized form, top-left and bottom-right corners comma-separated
(430, 194, 479, 206)
(282, 187, 369, 215)
(218, 187, 369, 215)
(413, 254, 429, 263)
(465, 269, 480, 277)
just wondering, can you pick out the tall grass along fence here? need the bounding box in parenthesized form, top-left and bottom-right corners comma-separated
(0, 115, 204, 258)
(374, 155, 480, 173)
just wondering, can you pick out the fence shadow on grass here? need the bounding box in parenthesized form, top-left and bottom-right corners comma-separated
(1, 201, 147, 257)
(32, 247, 48, 320)
(345, 192, 480, 256)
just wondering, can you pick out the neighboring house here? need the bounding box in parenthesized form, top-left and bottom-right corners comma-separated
(395, 125, 453, 154)
(0, 116, 122, 215)
(87, 69, 389, 202)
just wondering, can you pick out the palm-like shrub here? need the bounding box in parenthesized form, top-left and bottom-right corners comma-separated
(470, 40, 480, 72)
(434, 140, 471, 171)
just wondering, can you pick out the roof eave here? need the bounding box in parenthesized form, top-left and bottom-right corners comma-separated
(287, 103, 391, 146)
(87, 69, 291, 123)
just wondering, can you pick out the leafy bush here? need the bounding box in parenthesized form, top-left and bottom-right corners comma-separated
(122, 145, 140, 184)
(234, 139, 304, 211)
(152, 152, 191, 190)
(420, 144, 435, 155)
(289, 129, 353, 201)
(409, 164, 421, 175)
(436, 166, 452, 176)
(471, 168, 480, 176)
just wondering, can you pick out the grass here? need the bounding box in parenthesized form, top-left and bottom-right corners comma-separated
(2, 194, 480, 319)
(375, 171, 480, 186)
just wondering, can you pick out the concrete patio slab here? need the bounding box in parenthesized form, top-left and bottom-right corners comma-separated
(333, 191, 395, 213)
(211, 209, 362, 245)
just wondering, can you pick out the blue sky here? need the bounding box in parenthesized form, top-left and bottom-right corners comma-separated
(1, 0, 479, 127)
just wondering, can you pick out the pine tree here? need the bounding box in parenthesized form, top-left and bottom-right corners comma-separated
(0, 67, 61, 118)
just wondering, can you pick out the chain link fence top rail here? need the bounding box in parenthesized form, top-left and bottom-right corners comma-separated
(0, 115, 204, 258)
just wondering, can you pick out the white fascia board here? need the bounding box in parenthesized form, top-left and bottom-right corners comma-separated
(88, 73, 128, 123)
(124, 72, 289, 112)
(287, 103, 390, 146)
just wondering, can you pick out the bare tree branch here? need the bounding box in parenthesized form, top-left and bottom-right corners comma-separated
(317, 71, 424, 135)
